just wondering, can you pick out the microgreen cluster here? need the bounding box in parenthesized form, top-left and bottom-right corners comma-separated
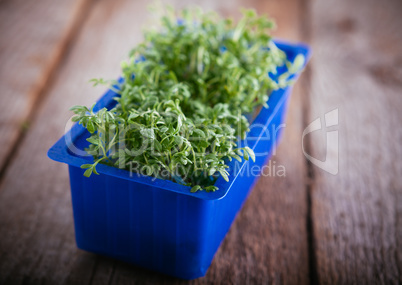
(71, 8, 302, 192)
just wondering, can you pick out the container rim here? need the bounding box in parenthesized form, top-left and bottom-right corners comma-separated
(48, 40, 311, 201)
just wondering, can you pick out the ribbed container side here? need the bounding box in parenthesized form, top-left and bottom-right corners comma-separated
(50, 41, 311, 279)
(69, 165, 216, 278)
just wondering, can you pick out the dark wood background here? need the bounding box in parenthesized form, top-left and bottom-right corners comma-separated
(0, 0, 401, 284)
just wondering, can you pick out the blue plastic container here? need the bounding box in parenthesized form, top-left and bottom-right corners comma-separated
(48, 41, 310, 279)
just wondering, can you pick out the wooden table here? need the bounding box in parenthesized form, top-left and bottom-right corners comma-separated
(0, 0, 401, 284)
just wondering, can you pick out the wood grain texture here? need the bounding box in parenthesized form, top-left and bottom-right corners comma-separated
(0, 0, 92, 174)
(0, 0, 310, 284)
(309, 0, 402, 283)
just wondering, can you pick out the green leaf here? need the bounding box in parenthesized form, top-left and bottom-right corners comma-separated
(208, 168, 216, 176)
(205, 185, 218, 192)
(80, 164, 93, 169)
(219, 169, 229, 182)
(289, 54, 305, 73)
(174, 136, 183, 145)
(244, 146, 255, 162)
(160, 126, 169, 133)
(89, 78, 108, 86)
(243, 150, 249, 161)
(232, 154, 242, 162)
(72, 116, 81, 122)
(87, 121, 95, 134)
(83, 167, 93, 177)
(92, 166, 100, 175)
(140, 128, 155, 139)
(86, 137, 99, 145)
(199, 140, 209, 148)
(153, 139, 162, 152)
(193, 129, 206, 138)
(190, 185, 202, 193)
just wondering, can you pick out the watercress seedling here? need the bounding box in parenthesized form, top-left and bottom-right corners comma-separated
(71, 7, 303, 192)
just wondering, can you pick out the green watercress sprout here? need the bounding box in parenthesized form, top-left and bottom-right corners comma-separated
(71, 7, 303, 192)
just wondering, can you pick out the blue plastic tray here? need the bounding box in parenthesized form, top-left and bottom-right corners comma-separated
(48, 41, 310, 279)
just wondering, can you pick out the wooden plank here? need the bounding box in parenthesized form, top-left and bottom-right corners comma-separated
(309, 0, 402, 283)
(0, 0, 311, 283)
(0, 0, 158, 283)
(0, 0, 92, 174)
